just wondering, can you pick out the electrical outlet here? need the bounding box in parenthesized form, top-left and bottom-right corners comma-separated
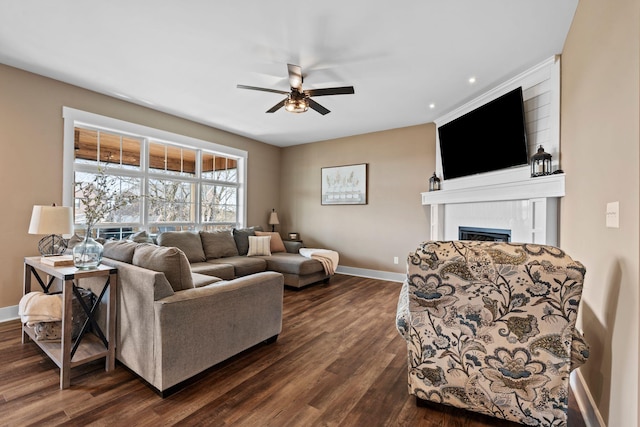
(393, 256, 399, 264)
(606, 201, 619, 228)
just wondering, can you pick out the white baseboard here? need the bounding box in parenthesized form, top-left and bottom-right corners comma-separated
(571, 369, 605, 427)
(0, 305, 19, 323)
(336, 266, 405, 283)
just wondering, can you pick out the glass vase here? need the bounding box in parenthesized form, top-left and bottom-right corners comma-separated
(73, 231, 103, 270)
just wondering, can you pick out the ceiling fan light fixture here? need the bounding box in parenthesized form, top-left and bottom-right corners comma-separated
(284, 97, 309, 113)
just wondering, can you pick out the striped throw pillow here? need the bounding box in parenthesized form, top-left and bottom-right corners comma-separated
(247, 235, 272, 256)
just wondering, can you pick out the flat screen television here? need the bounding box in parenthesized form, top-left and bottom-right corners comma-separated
(438, 86, 529, 180)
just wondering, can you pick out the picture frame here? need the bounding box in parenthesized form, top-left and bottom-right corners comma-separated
(288, 232, 300, 240)
(321, 163, 368, 205)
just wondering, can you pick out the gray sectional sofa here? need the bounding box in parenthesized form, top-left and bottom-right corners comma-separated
(91, 228, 331, 394)
(95, 240, 283, 395)
(155, 228, 331, 289)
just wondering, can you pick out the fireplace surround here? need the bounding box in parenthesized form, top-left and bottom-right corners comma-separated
(422, 169, 564, 246)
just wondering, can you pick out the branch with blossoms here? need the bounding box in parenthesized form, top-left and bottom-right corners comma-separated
(75, 166, 138, 233)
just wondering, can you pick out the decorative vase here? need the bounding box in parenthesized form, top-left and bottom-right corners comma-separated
(72, 230, 103, 269)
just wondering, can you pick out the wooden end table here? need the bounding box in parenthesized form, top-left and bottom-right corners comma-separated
(22, 257, 117, 389)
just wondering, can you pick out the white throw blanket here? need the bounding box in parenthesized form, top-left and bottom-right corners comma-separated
(18, 291, 63, 326)
(299, 248, 339, 275)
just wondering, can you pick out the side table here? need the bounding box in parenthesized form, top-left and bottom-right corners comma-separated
(22, 257, 117, 389)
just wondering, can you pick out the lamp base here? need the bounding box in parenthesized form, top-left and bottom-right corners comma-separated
(38, 234, 68, 256)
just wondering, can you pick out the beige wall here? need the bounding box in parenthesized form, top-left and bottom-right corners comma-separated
(561, 0, 639, 425)
(279, 124, 434, 273)
(0, 63, 281, 308)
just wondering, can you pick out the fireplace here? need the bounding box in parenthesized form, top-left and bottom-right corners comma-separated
(422, 170, 564, 246)
(459, 226, 511, 242)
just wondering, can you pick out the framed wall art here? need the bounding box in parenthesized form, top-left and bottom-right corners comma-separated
(321, 163, 368, 205)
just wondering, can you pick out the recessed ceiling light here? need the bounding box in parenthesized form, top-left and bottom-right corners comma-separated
(429, 103, 435, 109)
(468, 77, 476, 84)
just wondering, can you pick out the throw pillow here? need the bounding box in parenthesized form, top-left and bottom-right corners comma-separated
(66, 233, 84, 249)
(199, 230, 239, 259)
(133, 244, 194, 291)
(157, 231, 206, 263)
(255, 231, 286, 253)
(103, 240, 138, 264)
(233, 226, 263, 255)
(247, 235, 271, 256)
(128, 230, 154, 244)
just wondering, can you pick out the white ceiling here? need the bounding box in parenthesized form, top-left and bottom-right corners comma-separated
(0, 1, 578, 147)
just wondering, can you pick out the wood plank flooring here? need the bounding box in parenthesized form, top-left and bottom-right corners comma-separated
(0, 274, 586, 426)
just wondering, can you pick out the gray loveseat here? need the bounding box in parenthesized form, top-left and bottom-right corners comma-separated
(95, 240, 284, 395)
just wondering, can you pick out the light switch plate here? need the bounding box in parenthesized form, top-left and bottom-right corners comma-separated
(606, 201, 619, 228)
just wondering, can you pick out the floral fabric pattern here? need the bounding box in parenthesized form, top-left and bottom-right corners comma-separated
(396, 241, 589, 426)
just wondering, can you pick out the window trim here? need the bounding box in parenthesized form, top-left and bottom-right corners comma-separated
(62, 107, 248, 230)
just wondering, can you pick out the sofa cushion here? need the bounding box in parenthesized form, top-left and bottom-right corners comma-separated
(199, 230, 239, 259)
(133, 244, 194, 291)
(157, 231, 206, 263)
(233, 226, 263, 256)
(103, 240, 138, 264)
(247, 235, 271, 256)
(207, 256, 267, 277)
(190, 262, 235, 280)
(191, 272, 224, 288)
(255, 231, 286, 253)
(259, 252, 325, 276)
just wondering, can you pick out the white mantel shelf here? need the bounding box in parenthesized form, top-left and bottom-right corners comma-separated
(422, 173, 565, 206)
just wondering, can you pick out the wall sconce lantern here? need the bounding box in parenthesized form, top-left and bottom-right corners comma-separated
(531, 146, 552, 177)
(429, 172, 441, 191)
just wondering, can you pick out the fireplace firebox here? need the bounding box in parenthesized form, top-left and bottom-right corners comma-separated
(459, 226, 511, 242)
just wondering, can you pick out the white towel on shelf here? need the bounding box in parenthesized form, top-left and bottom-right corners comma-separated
(18, 291, 63, 326)
(299, 248, 339, 275)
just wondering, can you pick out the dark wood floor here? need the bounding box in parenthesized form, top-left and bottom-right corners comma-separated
(0, 274, 585, 426)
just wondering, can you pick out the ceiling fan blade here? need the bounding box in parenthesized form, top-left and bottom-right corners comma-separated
(305, 86, 355, 97)
(308, 99, 331, 115)
(266, 99, 287, 113)
(237, 84, 289, 95)
(287, 64, 303, 89)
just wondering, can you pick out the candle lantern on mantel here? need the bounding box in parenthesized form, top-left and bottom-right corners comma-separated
(429, 172, 441, 191)
(531, 145, 552, 177)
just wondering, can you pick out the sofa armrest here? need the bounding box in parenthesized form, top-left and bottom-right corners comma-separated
(99, 258, 175, 386)
(152, 271, 284, 390)
(284, 240, 303, 253)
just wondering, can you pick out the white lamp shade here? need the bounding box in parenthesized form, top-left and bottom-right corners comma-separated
(268, 211, 280, 225)
(28, 205, 74, 236)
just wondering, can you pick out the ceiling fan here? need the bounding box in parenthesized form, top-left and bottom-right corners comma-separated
(237, 64, 355, 115)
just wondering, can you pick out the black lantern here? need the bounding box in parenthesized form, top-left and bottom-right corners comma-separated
(531, 146, 552, 177)
(429, 172, 441, 191)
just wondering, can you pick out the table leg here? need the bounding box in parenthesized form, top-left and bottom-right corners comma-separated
(22, 265, 31, 344)
(60, 278, 73, 389)
(106, 272, 117, 372)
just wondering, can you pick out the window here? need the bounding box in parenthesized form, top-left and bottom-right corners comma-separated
(63, 108, 247, 237)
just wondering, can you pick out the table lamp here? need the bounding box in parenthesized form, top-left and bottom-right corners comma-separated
(28, 204, 74, 256)
(268, 209, 280, 232)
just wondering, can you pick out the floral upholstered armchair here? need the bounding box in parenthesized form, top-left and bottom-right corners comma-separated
(396, 241, 589, 426)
